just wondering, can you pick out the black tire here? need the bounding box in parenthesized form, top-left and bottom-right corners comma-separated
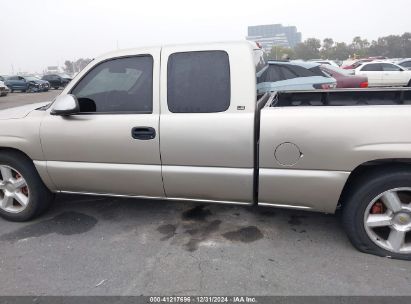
(0, 151, 54, 221)
(408, 80, 411, 87)
(342, 167, 411, 260)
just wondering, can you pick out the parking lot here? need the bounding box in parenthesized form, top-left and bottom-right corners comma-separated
(0, 91, 410, 296)
(0, 90, 61, 110)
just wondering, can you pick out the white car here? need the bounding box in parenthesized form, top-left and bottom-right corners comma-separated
(354, 61, 411, 87)
(0, 81, 10, 97)
(396, 58, 411, 70)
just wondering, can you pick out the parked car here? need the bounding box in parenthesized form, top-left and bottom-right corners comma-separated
(308, 59, 339, 67)
(0, 81, 10, 96)
(257, 61, 336, 94)
(397, 58, 411, 70)
(354, 61, 411, 87)
(342, 57, 389, 70)
(342, 59, 374, 70)
(320, 65, 368, 88)
(24, 76, 50, 92)
(1, 41, 411, 259)
(42, 74, 72, 89)
(4, 76, 50, 92)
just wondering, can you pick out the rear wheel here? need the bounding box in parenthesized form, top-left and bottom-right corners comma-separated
(0, 151, 54, 221)
(342, 169, 411, 260)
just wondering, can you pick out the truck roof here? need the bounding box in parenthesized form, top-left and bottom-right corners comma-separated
(96, 41, 259, 61)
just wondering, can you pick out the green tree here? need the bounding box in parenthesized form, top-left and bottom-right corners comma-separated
(401, 32, 411, 57)
(349, 36, 370, 58)
(75, 58, 92, 72)
(332, 42, 351, 60)
(269, 46, 295, 60)
(294, 38, 321, 60)
(320, 38, 334, 59)
(63, 58, 92, 74)
(63, 60, 74, 74)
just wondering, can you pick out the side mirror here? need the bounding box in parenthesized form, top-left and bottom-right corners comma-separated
(50, 94, 80, 116)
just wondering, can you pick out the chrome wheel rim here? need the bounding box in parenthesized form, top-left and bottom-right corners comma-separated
(0, 165, 30, 213)
(364, 188, 411, 254)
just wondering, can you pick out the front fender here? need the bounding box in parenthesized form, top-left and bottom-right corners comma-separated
(0, 112, 45, 161)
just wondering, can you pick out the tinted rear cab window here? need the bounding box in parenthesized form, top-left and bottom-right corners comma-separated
(167, 51, 230, 113)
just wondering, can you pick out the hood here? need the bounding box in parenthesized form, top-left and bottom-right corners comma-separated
(28, 79, 44, 84)
(37, 79, 49, 84)
(0, 102, 50, 120)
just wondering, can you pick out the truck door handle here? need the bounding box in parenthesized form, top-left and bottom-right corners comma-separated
(131, 127, 156, 140)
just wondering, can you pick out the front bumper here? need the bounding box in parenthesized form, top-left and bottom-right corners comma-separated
(30, 83, 49, 92)
(0, 86, 10, 96)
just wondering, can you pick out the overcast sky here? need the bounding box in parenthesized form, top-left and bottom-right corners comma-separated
(1, 0, 410, 74)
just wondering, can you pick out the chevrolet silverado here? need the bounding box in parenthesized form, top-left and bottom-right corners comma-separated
(0, 41, 411, 259)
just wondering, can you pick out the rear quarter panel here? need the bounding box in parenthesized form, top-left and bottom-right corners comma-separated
(258, 105, 411, 212)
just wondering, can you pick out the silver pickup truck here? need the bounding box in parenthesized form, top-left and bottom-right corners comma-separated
(1, 42, 411, 259)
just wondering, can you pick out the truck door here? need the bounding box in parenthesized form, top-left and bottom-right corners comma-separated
(159, 44, 256, 204)
(41, 48, 165, 197)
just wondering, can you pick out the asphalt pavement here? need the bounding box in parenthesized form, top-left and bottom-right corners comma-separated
(0, 90, 61, 110)
(0, 91, 410, 296)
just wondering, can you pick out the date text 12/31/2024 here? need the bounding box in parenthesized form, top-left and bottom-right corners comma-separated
(149, 296, 257, 303)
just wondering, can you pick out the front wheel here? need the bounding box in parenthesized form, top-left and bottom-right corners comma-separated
(342, 169, 411, 260)
(0, 151, 54, 221)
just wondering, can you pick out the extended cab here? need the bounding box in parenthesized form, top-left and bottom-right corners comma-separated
(1, 42, 411, 259)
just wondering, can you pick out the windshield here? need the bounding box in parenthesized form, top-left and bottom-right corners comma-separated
(308, 66, 329, 77)
(351, 62, 364, 69)
(25, 76, 40, 81)
(58, 74, 71, 79)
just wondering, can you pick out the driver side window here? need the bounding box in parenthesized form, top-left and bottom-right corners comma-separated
(71, 56, 153, 113)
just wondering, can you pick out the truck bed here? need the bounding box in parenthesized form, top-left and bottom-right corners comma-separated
(268, 88, 411, 107)
(257, 87, 411, 213)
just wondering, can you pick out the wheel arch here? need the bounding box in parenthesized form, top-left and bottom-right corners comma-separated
(0, 146, 33, 160)
(0, 146, 56, 192)
(338, 158, 411, 210)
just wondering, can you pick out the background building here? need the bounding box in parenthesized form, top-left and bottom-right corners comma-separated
(246, 24, 302, 51)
